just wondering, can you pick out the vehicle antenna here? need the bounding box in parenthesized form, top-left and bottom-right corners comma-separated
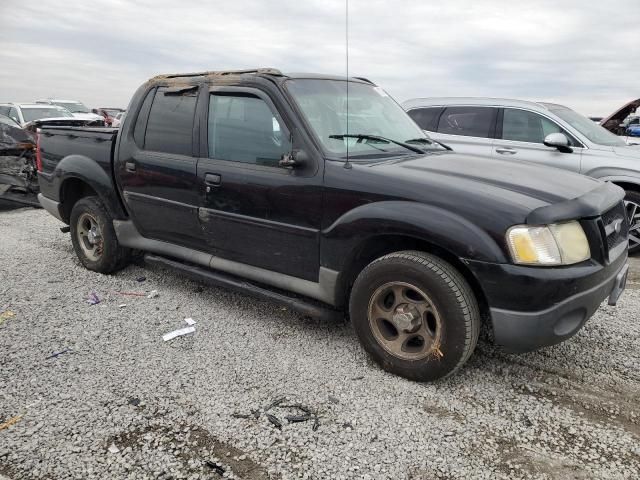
(344, 0, 352, 169)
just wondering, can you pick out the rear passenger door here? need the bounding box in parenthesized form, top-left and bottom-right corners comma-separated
(430, 106, 497, 157)
(196, 86, 323, 281)
(116, 85, 203, 249)
(492, 108, 582, 173)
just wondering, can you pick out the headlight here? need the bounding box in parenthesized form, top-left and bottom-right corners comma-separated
(506, 221, 590, 266)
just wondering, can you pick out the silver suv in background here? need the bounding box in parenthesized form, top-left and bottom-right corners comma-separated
(402, 97, 640, 252)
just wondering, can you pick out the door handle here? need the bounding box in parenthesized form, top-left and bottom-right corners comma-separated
(495, 148, 517, 155)
(125, 161, 136, 172)
(205, 173, 221, 192)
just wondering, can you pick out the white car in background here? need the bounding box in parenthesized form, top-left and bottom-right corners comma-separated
(0, 102, 75, 127)
(36, 99, 104, 124)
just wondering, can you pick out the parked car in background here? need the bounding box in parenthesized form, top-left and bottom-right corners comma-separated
(403, 97, 640, 253)
(92, 107, 124, 126)
(0, 102, 74, 127)
(111, 111, 125, 127)
(0, 114, 37, 206)
(36, 99, 104, 124)
(35, 69, 629, 381)
(601, 98, 640, 136)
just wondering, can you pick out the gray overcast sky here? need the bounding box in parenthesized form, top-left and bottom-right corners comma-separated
(0, 0, 637, 116)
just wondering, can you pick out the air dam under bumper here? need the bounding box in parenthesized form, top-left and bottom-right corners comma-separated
(465, 252, 628, 353)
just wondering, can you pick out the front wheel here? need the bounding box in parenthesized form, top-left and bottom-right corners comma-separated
(69, 196, 130, 273)
(624, 190, 640, 254)
(349, 251, 480, 382)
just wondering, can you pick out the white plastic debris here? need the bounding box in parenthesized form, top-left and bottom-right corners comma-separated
(184, 317, 196, 326)
(147, 290, 159, 299)
(108, 443, 120, 454)
(162, 326, 196, 342)
(118, 304, 127, 309)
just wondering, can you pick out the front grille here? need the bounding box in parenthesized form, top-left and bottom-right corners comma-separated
(600, 202, 628, 253)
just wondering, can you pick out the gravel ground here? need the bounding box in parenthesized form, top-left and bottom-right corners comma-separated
(1, 208, 639, 480)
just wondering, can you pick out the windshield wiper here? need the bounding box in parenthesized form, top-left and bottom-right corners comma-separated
(329, 134, 424, 154)
(405, 137, 452, 151)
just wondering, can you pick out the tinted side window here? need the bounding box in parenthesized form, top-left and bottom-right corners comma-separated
(144, 87, 197, 155)
(8, 107, 19, 122)
(437, 107, 496, 138)
(502, 109, 571, 144)
(0, 106, 9, 116)
(208, 94, 290, 166)
(133, 88, 156, 147)
(407, 107, 442, 131)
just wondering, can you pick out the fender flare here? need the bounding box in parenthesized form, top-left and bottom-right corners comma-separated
(55, 154, 127, 220)
(321, 200, 508, 272)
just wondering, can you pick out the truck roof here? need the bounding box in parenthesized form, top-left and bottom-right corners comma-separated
(150, 68, 375, 85)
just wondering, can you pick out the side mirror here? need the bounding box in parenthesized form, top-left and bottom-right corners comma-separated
(279, 149, 308, 169)
(544, 133, 573, 153)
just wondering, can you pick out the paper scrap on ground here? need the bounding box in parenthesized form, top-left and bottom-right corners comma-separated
(162, 326, 196, 342)
(86, 292, 101, 305)
(118, 304, 127, 308)
(147, 290, 159, 299)
(108, 443, 120, 454)
(0, 310, 15, 324)
(184, 317, 196, 326)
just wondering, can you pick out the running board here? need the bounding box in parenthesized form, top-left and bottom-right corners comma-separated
(144, 254, 343, 322)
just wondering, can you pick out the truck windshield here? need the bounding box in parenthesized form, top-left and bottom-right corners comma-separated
(286, 79, 433, 158)
(546, 105, 627, 147)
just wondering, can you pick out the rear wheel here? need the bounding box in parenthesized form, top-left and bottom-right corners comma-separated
(69, 196, 130, 273)
(624, 190, 640, 254)
(349, 251, 480, 382)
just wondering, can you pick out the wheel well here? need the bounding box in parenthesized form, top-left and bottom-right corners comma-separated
(60, 178, 98, 223)
(611, 181, 640, 194)
(337, 235, 490, 321)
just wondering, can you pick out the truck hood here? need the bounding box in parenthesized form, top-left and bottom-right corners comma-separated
(368, 152, 613, 228)
(70, 112, 104, 122)
(382, 152, 601, 206)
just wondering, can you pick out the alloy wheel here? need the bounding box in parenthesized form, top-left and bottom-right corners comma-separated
(367, 282, 443, 361)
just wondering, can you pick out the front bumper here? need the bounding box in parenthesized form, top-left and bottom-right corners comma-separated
(465, 250, 628, 353)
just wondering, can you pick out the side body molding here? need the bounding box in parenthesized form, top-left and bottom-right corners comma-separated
(113, 220, 339, 306)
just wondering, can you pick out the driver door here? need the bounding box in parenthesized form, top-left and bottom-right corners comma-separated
(196, 87, 323, 281)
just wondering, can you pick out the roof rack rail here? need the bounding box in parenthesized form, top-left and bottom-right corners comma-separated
(353, 76, 376, 85)
(162, 68, 283, 79)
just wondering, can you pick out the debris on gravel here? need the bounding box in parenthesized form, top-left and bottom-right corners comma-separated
(1, 208, 639, 479)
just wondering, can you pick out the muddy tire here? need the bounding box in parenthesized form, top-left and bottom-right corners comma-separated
(349, 251, 480, 382)
(69, 196, 130, 273)
(624, 190, 640, 254)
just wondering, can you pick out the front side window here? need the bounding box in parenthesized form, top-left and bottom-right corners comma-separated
(407, 107, 442, 131)
(286, 79, 432, 158)
(208, 94, 290, 166)
(437, 106, 496, 138)
(144, 87, 197, 156)
(502, 108, 577, 146)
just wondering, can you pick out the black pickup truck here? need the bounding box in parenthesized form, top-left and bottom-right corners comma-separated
(37, 68, 629, 381)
